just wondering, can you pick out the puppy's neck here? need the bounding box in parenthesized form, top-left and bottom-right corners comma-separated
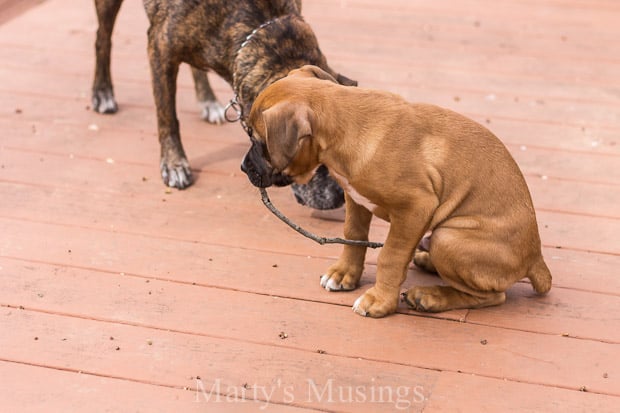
(312, 92, 381, 180)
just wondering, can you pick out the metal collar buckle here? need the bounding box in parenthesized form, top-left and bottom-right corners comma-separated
(224, 94, 243, 123)
(225, 94, 253, 138)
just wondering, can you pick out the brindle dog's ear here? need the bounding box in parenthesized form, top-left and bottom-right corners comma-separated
(336, 73, 357, 87)
(289, 65, 339, 83)
(262, 102, 314, 171)
(289, 65, 358, 87)
(271, 0, 301, 14)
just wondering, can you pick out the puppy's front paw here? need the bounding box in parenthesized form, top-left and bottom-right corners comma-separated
(160, 157, 193, 189)
(352, 287, 398, 318)
(320, 274, 356, 292)
(320, 262, 362, 292)
(199, 100, 226, 124)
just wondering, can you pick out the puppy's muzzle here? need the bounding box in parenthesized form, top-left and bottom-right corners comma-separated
(241, 143, 293, 188)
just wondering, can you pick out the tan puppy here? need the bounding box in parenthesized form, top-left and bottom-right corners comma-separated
(241, 65, 552, 318)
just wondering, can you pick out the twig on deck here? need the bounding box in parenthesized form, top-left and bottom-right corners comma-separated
(259, 188, 384, 249)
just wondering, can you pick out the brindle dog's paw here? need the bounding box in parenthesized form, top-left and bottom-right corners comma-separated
(160, 157, 193, 189)
(199, 100, 226, 124)
(352, 287, 398, 318)
(92, 88, 118, 114)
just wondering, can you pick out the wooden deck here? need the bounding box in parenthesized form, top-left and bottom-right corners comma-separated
(1, 0, 619, 411)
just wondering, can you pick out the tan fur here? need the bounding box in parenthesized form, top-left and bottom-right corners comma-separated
(244, 65, 552, 317)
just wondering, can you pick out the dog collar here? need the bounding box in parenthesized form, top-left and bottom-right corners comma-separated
(231, 17, 283, 98)
(236, 19, 278, 59)
(227, 16, 286, 136)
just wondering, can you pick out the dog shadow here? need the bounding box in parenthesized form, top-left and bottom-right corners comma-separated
(189, 143, 247, 184)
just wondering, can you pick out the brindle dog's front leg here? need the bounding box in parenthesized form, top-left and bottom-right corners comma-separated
(147, 34, 192, 189)
(320, 195, 373, 291)
(353, 209, 433, 318)
(92, 0, 123, 114)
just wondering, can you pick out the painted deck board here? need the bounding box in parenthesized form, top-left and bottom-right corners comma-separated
(1, 0, 619, 411)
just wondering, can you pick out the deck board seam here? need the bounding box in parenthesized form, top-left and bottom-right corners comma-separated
(2, 269, 619, 343)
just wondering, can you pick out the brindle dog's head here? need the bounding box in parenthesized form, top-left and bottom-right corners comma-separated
(236, 15, 354, 208)
(241, 66, 339, 188)
(234, 15, 356, 115)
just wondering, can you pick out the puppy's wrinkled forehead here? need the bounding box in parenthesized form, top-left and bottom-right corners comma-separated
(249, 117, 267, 144)
(248, 96, 270, 142)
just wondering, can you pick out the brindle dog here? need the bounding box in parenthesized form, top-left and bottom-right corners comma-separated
(92, 0, 354, 209)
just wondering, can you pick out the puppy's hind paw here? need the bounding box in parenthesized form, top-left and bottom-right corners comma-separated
(402, 287, 441, 312)
(413, 248, 438, 274)
(92, 89, 118, 114)
(199, 100, 226, 125)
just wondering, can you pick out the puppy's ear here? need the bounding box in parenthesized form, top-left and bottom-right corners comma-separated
(262, 102, 314, 171)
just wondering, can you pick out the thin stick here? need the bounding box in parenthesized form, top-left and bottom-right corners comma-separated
(259, 188, 384, 249)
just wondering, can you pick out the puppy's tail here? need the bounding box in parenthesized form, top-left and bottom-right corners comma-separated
(527, 257, 552, 294)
